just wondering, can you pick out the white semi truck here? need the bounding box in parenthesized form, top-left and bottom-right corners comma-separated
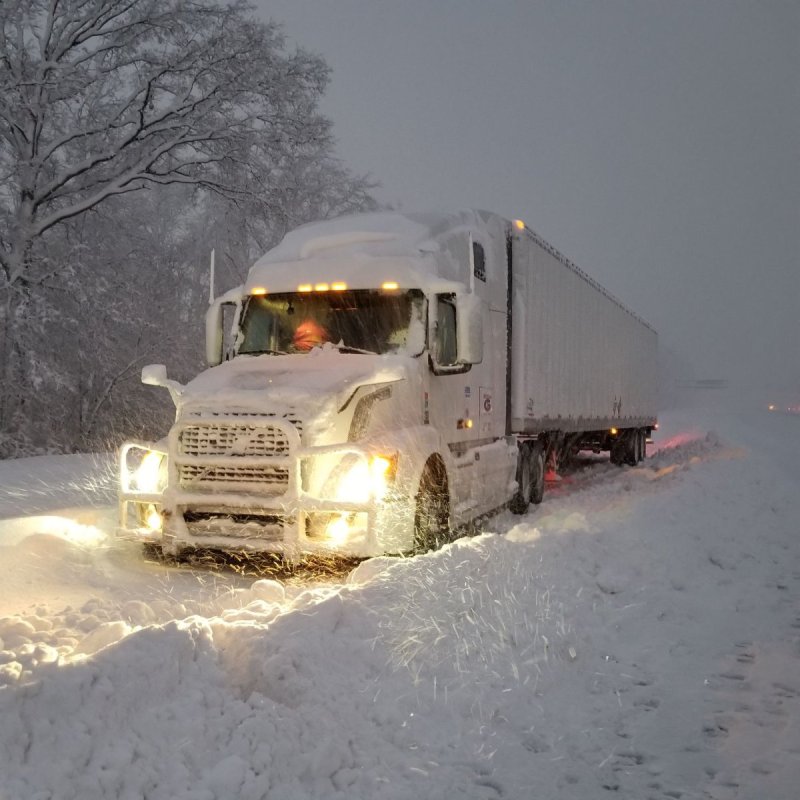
(119, 210, 657, 558)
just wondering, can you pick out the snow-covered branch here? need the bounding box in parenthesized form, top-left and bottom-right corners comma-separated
(0, 0, 327, 278)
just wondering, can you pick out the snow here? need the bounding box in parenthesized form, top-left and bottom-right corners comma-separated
(180, 350, 407, 414)
(252, 212, 447, 265)
(244, 210, 491, 296)
(1, 406, 799, 798)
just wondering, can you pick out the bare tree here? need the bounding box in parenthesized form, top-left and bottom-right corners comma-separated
(0, 0, 330, 277)
(0, 0, 376, 454)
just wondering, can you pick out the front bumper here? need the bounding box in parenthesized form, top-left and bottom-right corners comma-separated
(118, 422, 411, 558)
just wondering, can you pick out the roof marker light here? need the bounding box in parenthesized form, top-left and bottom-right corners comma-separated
(298, 284, 312, 292)
(315, 282, 329, 292)
(514, 219, 525, 230)
(381, 281, 399, 291)
(610, 427, 619, 435)
(250, 286, 267, 296)
(331, 281, 347, 291)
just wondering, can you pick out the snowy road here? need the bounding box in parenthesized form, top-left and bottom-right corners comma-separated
(1, 407, 799, 799)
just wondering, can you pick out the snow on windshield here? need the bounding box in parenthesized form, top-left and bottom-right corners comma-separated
(238, 289, 426, 356)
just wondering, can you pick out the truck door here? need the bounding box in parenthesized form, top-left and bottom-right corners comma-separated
(427, 293, 482, 521)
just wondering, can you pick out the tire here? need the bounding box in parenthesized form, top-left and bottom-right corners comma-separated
(414, 466, 451, 553)
(611, 432, 636, 466)
(624, 431, 638, 466)
(509, 444, 533, 514)
(639, 430, 647, 462)
(530, 446, 545, 505)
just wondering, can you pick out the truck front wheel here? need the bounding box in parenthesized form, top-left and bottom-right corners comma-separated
(414, 464, 451, 553)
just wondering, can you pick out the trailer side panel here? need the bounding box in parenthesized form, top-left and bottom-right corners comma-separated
(510, 227, 657, 434)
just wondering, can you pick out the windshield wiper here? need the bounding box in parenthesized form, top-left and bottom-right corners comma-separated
(329, 342, 378, 355)
(241, 348, 289, 356)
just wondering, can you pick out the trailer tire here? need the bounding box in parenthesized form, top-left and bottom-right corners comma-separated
(510, 443, 534, 514)
(625, 431, 638, 466)
(638, 429, 647, 462)
(530, 445, 545, 505)
(414, 462, 451, 553)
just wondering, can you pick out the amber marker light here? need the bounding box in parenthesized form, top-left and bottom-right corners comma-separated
(331, 281, 348, 291)
(250, 286, 267, 296)
(610, 427, 619, 435)
(298, 284, 313, 293)
(315, 282, 330, 292)
(381, 281, 399, 291)
(514, 219, 525, 230)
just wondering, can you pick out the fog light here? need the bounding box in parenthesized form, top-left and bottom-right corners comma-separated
(145, 504, 162, 531)
(324, 512, 367, 545)
(135, 502, 163, 532)
(326, 514, 350, 545)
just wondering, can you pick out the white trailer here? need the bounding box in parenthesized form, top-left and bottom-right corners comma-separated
(119, 210, 657, 558)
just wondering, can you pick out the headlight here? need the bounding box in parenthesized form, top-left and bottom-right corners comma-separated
(335, 454, 397, 503)
(122, 446, 167, 494)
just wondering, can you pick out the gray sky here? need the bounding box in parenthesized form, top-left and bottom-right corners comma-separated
(257, 0, 799, 395)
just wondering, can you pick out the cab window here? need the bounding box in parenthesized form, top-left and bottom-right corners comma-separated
(436, 295, 458, 367)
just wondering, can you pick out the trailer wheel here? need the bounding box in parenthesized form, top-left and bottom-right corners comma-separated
(624, 431, 638, 466)
(509, 444, 534, 514)
(638, 429, 647, 462)
(530, 446, 545, 505)
(414, 462, 451, 553)
(611, 432, 636, 466)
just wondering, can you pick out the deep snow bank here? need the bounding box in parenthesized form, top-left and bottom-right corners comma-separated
(1, 410, 799, 799)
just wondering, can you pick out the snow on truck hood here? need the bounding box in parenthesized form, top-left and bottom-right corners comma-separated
(178, 349, 407, 417)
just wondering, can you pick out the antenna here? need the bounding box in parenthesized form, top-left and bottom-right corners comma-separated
(208, 249, 215, 305)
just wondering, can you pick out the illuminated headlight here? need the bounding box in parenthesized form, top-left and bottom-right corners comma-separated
(134, 451, 166, 493)
(122, 446, 167, 494)
(335, 454, 397, 503)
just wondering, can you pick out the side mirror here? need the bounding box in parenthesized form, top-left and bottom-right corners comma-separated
(141, 364, 168, 386)
(206, 291, 241, 366)
(205, 300, 224, 366)
(141, 363, 183, 404)
(456, 293, 484, 365)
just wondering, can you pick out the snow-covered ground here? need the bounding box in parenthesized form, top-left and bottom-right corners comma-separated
(1, 406, 798, 799)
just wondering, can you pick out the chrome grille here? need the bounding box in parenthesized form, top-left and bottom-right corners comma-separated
(179, 423, 290, 457)
(178, 463, 289, 490)
(175, 413, 301, 493)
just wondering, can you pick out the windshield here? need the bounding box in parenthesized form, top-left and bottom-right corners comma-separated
(238, 289, 426, 356)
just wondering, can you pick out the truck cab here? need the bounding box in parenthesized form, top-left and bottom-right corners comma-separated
(119, 211, 518, 558)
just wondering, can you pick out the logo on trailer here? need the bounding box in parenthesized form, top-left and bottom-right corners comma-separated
(479, 387, 493, 416)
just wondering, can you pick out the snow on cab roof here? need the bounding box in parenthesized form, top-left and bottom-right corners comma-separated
(252, 210, 497, 266)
